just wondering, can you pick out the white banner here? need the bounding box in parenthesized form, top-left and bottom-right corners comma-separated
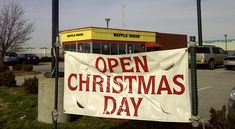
(64, 48, 191, 122)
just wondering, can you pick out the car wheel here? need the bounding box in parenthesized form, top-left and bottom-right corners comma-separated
(226, 66, 233, 70)
(208, 59, 215, 69)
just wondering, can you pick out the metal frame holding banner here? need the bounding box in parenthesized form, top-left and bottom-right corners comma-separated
(64, 48, 191, 122)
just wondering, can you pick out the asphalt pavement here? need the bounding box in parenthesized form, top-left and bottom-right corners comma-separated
(15, 62, 64, 86)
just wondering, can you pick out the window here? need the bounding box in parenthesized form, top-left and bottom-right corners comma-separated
(84, 43, 91, 53)
(93, 43, 101, 54)
(196, 47, 210, 53)
(119, 43, 126, 54)
(70, 44, 76, 52)
(102, 44, 110, 55)
(134, 44, 140, 53)
(77, 43, 83, 52)
(64, 44, 70, 51)
(212, 47, 220, 54)
(218, 48, 226, 54)
(140, 44, 145, 52)
(111, 44, 118, 55)
(127, 44, 133, 54)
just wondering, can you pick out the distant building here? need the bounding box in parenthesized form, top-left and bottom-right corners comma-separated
(60, 27, 187, 54)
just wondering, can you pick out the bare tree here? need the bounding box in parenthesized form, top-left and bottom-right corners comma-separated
(0, 1, 34, 66)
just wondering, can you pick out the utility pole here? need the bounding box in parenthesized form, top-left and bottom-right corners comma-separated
(197, 0, 203, 46)
(105, 18, 111, 28)
(224, 34, 228, 51)
(52, 0, 59, 129)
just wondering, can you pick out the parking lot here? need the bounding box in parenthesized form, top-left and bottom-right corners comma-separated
(197, 67, 235, 122)
(16, 62, 235, 123)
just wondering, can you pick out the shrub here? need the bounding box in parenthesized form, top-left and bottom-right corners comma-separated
(22, 76, 38, 93)
(22, 64, 33, 71)
(0, 71, 16, 87)
(209, 105, 228, 129)
(13, 64, 22, 71)
(0, 65, 9, 72)
(209, 104, 235, 129)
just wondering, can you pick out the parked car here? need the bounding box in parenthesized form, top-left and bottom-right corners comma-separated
(189, 45, 227, 69)
(18, 53, 40, 65)
(228, 86, 235, 112)
(3, 52, 19, 66)
(224, 52, 235, 70)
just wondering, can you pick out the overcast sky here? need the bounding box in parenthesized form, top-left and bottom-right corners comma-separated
(0, 0, 235, 48)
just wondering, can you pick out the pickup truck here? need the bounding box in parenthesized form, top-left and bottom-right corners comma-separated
(189, 45, 227, 69)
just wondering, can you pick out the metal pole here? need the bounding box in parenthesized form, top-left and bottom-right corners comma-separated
(0, 37, 2, 66)
(105, 18, 110, 28)
(51, 0, 59, 76)
(197, 0, 203, 46)
(52, 0, 59, 129)
(224, 34, 228, 51)
(190, 40, 199, 129)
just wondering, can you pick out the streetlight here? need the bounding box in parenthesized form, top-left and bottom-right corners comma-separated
(105, 18, 111, 28)
(197, 0, 203, 46)
(224, 34, 228, 51)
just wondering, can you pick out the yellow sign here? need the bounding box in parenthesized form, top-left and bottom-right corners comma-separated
(61, 27, 156, 43)
(60, 28, 92, 42)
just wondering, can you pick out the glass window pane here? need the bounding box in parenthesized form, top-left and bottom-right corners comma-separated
(77, 43, 83, 52)
(64, 44, 70, 51)
(93, 43, 101, 54)
(196, 47, 210, 53)
(140, 44, 145, 52)
(102, 43, 110, 55)
(111, 44, 118, 55)
(127, 44, 133, 54)
(84, 43, 91, 53)
(134, 44, 140, 53)
(70, 44, 76, 52)
(119, 43, 126, 54)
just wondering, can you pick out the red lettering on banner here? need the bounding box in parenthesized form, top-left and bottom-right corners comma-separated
(124, 76, 137, 94)
(157, 75, 172, 94)
(79, 74, 90, 91)
(117, 97, 130, 116)
(68, 73, 77, 91)
(95, 57, 107, 73)
(95, 56, 149, 73)
(103, 96, 143, 117)
(130, 97, 143, 116)
(106, 75, 111, 93)
(119, 57, 134, 72)
(103, 96, 116, 114)
(173, 74, 185, 95)
(68, 74, 186, 95)
(133, 56, 149, 72)
(138, 76, 156, 94)
(113, 76, 124, 93)
(107, 58, 118, 72)
(92, 75, 104, 92)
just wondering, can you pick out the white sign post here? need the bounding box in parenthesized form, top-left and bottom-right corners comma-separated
(64, 48, 191, 122)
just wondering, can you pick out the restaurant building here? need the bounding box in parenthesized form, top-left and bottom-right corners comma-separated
(60, 27, 187, 54)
